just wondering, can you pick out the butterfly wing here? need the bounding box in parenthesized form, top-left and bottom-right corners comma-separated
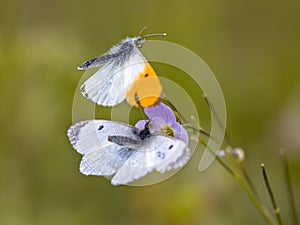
(78, 54, 116, 70)
(126, 62, 163, 107)
(111, 135, 190, 185)
(79, 145, 133, 176)
(67, 120, 140, 154)
(68, 120, 190, 185)
(80, 47, 147, 107)
(67, 120, 142, 176)
(78, 36, 163, 107)
(77, 39, 134, 70)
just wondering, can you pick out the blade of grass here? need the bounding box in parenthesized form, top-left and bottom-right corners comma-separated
(280, 150, 299, 225)
(225, 151, 277, 225)
(261, 164, 283, 225)
(199, 139, 234, 176)
(202, 93, 233, 146)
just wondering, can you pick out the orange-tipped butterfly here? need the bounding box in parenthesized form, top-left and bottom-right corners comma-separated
(78, 27, 165, 107)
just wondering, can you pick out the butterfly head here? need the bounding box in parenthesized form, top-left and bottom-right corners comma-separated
(132, 26, 167, 49)
(132, 36, 146, 48)
(138, 120, 152, 140)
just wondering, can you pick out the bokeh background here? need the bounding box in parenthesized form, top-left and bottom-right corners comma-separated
(1, 0, 300, 224)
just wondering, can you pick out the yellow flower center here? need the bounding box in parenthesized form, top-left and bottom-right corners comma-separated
(161, 124, 175, 137)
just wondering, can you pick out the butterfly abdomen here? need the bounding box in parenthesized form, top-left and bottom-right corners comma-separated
(108, 135, 141, 149)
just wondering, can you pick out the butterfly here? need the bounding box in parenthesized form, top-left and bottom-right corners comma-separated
(78, 27, 165, 108)
(67, 119, 190, 185)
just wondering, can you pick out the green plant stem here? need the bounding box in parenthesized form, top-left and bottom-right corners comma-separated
(240, 162, 260, 199)
(200, 139, 234, 176)
(261, 164, 283, 225)
(202, 93, 233, 145)
(186, 125, 220, 145)
(280, 151, 299, 225)
(215, 154, 235, 176)
(226, 152, 278, 225)
(185, 96, 281, 225)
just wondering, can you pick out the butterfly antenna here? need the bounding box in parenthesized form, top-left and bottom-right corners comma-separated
(144, 32, 167, 38)
(138, 26, 148, 36)
(138, 26, 167, 38)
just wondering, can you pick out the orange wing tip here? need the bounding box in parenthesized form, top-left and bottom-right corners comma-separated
(126, 63, 163, 108)
(136, 95, 162, 108)
(127, 93, 162, 108)
(126, 76, 163, 108)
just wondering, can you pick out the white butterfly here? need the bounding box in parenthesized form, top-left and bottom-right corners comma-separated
(78, 29, 166, 108)
(67, 120, 190, 185)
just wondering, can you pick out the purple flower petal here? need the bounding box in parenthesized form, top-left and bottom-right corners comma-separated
(135, 120, 147, 130)
(135, 117, 165, 133)
(135, 103, 189, 145)
(150, 117, 165, 133)
(145, 103, 176, 124)
(171, 122, 189, 144)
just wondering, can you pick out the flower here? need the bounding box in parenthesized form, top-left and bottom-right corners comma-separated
(218, 146, 245, 162)
(135, 103, 189, 144)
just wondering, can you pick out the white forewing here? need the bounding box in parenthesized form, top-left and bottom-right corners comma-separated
(111, 135, 189, 185)
(67, 120, 139, 154)
(80, 47, 147, 106)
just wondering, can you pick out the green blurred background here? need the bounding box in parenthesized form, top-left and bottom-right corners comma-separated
(1, 0, 300, 224)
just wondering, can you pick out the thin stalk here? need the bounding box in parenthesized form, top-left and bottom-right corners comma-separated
(240, 162, 260, 199)
(280, 150, 299, 225)
(165, 97, 233, 176)
(226, 152, 277, 225)
(185, 125, 221, 145)
(199, 139, 234, 176)
(261, 164, 283, 225)
(202, 93, 233, 146)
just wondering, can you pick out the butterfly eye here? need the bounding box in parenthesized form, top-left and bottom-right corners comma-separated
(168, 145, 174, 150)
(98, 125, 104, 130)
